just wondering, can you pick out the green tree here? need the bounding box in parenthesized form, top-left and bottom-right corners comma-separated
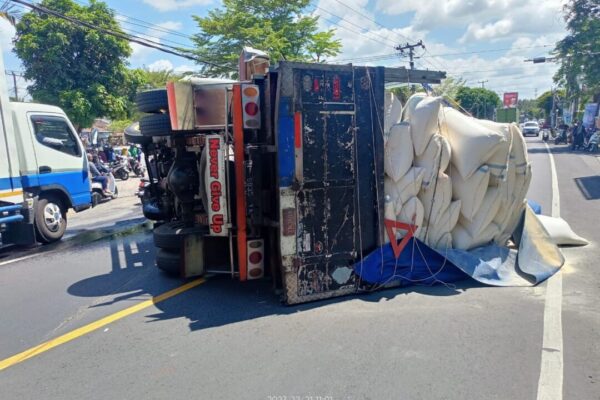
(433, 76, 465, 101)
(306, 30, 342, 63)
(535, 89, 566, 123)
(455, 86, 501, 120)
(518, 99, 542, 120)
(14, 0, 143, 129)
(192, 0, 342, 77)
(135, 67, 185, 89)
(536, 91, 554, 118)
(554, 0, 600, 103)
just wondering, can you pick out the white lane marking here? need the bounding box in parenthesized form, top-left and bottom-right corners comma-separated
(537, 143, 563, 400)
(0, 252, 43, 267)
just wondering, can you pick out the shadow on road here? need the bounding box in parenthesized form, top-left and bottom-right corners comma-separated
(527, 143, 600, 157)
(67, 234, 479, 333)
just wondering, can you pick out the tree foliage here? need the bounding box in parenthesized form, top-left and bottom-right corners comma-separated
(433, 76, 465, 101)
(554, 0, 600, 101)
(134, 68, 186, 89)
(455, 86, 501, 120)
(14, 0, 143, 129)
(517, 99, 542, 120)
(192, 0, 342, 77)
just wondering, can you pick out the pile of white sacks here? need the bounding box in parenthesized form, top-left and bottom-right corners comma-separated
(384, 92, 532, 250)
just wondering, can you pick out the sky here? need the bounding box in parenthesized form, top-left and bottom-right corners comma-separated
(1, 0, 569, 100)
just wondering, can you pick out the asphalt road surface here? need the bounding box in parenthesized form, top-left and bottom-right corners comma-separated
(0, 136, 598, 400)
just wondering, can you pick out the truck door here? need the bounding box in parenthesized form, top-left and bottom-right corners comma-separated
(276, 62, 385, 304)
(27, 113, 90, 207)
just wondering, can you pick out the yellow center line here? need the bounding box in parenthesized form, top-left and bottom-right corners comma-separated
(0, 277, 206, 372)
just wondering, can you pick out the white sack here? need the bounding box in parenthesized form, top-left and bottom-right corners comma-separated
(396, 196, 424, 238)
(439, 135, 451, 172)
(440, 107, 506, 179)
(450, 165, 490, 221)
(384, 92, 403, 140)
(414, 134, 442, 186)
(394, 167, 426, 204)
(453, 222, 500, 250)
(509, 123, 529, 168)
(410, 97, 442, 156)
(419, 172, 452, 226)
(436, 232, 453, 249)
(402, 92, 427, 122)
(537, 215, 589, 246)
(383, 195, 396, 244)
(459, 187, 502, 237)
(384, 122, 414, 182)
(426, 200, 462, 247)
(481, 121, 512, 186)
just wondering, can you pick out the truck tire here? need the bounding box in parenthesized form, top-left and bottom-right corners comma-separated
(140, 113, 173, 137)
(124, 128, 152, 146)
(34, 196, 67, 244)
(136, 89, 168, 114)
(156, 248, 181, 276)
(153, 221, 208, 250)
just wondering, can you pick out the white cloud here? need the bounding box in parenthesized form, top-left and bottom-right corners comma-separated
(142, 0, 214, 12)
(155, 21, 183, 34)
(174, 64, 197, 73)
(376, 0, 566, 42)
(147, 59, 198, 74)
(459, 19, 513, 43)
(148, 59, 174, 71)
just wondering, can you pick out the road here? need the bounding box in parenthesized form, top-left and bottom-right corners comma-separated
(0, 137, 598, 400)
(0, 176, 144, 264)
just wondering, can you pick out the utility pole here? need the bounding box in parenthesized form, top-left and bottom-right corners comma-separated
(477, 80, 488, 89)
(11, 71, 18, 101)
(395, 40, 425, 70)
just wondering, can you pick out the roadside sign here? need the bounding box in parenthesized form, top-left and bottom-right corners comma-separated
(205, 134, 229, 236)
(503, 92, 518, 108)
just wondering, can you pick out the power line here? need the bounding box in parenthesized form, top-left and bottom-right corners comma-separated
(333, 44, 554, 63)
(325, 0, 415, 44)
(10, 0, 229, 69)
(312, 6, 396, 48)
(70, 0, 195, 41)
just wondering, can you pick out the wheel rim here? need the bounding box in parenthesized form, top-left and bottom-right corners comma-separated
(43, 202, 62, 232)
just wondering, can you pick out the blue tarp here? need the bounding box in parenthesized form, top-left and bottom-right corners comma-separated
(354, 206, 564, 287)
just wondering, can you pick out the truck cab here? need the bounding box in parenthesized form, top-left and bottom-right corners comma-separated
(1, 101, 91, 245)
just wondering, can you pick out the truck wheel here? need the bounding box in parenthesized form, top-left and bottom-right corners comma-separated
(156, 248, 181, 276)
(136, 89, 168, 114)
(124, 123, 152, 146)
(140, 113, 173, 137)
(34, 196, 67, 243)
(153, 221, 208, 250)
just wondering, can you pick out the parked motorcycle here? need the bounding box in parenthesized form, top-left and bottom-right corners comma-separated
(555, 128, 568, 145)
(110, 157, 130, 181)
(542, 129, 550, 142)
(91, 171, 118, 207)
(128, 157, 145, 177)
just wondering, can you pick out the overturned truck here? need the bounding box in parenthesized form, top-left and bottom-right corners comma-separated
(128, 52, 570, 305)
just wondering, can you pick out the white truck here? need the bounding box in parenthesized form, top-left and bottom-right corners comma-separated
(0, 53, 91, 245)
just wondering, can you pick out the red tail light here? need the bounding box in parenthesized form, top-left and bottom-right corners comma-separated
(249, 251, 262, 264)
